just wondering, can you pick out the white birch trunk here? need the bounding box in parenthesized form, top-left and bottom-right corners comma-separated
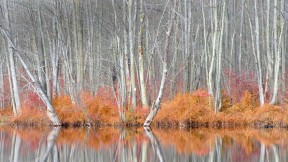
(41, 127, 60, 161)
(2, 28, 61, 125)
(270, 23, 285, 104)
(128, 0, 137, 110)
(35, 0, 48, 95)
(215, 0, 226, 111)
(3, 0, 21, 115)
(138, 0, 148, 108)
(144, 127, 165, 162)
(265, 0, 272, 97)
(254, 0, 265, 106)
(144, 0, 177, 127)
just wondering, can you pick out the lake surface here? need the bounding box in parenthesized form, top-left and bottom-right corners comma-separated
(0, 127, 287, 162)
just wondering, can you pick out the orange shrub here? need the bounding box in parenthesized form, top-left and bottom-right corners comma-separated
(0, 108, 13, 117)
(125, 106, 149, 125)
(53, 96, 87, 125)
(223, 91, 258, 114)
(252, 104, 285, 127)
(155, 90, 215, 126)
(87, 96, 119, 125)
(3, 86, 288, 127)
(11, 106, 49, 126)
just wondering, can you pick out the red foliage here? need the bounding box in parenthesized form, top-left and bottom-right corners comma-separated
(95, 86, 117, 107)
(193, 89, 210, 97)
(224, 69, 259, 103)
(24, 92, 45, 109)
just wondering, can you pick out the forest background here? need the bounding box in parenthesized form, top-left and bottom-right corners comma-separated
(0, 0, 287, 127)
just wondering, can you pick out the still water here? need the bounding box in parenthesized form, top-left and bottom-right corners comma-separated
(0, 127, 287, 162)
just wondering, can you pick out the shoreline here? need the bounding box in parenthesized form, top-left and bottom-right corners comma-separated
(0, 117, 287, 129)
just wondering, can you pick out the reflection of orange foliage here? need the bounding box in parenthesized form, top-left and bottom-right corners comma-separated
(217, 128, 256, 154)
(216, 128, 288, 154)
(0, 127, 49, 151)
(15, 128, 49, 151)
(87, 128, 119, 150)
(92, 128, 149, 151)
(3, 127, 288, 157)
(154, 128, 214, 155)
(57, 128, 87, 146)
(121, 128, 149, 146)
(154, 128, 288, 155)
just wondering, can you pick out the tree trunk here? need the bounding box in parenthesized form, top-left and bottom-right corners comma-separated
(75, 0, 84, 91)
(214, 0, 226, 111)
(138, 0, 148, 108)
(128, 0, 137, 110)
(270, 22, 285, 104)
(17, 52, 61, 125)
(254, 0, 265, 106)
(41, 128, 60, 161)
(238, 0, 245, 72)
(270, 0, 285, 104)
(2, 28, 61, 125)
(144, 0, 177, 127)
(2, 0, 21, 115)
(144, 127, 165, 162)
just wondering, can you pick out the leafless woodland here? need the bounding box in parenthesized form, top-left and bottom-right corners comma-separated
(0, 0, 287, 125)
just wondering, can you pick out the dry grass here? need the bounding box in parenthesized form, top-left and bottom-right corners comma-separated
(1, 88, 288, 127)
(155, 90, 215, 126)
(53, 95, 87, 125)
(154, 90, 288, 128)
(87, 97, 119, 125)
(11, 107, 49, 126)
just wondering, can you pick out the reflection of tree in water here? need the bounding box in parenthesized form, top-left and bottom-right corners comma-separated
(144, 127, 165, 162)
(11, 131, 21, 162)
(0, 128, 287, 161)
(40, 127, 60, 162)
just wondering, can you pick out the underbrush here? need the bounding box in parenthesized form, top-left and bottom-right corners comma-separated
(2, 90, 147, 127)
(1, 89, 288, 128)
(154, 90, 288, 128)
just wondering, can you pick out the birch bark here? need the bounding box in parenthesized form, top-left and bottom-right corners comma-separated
(144, 0, 177, 127)
(2, 0, 21, 115)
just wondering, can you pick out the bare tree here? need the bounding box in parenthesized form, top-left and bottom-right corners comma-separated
(138, 0, 148, 108)
(1, 0, 21, 115)
(270, 0, 285, 105)
(128, 0, 137, 110)
(144, 0, 177, 127)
